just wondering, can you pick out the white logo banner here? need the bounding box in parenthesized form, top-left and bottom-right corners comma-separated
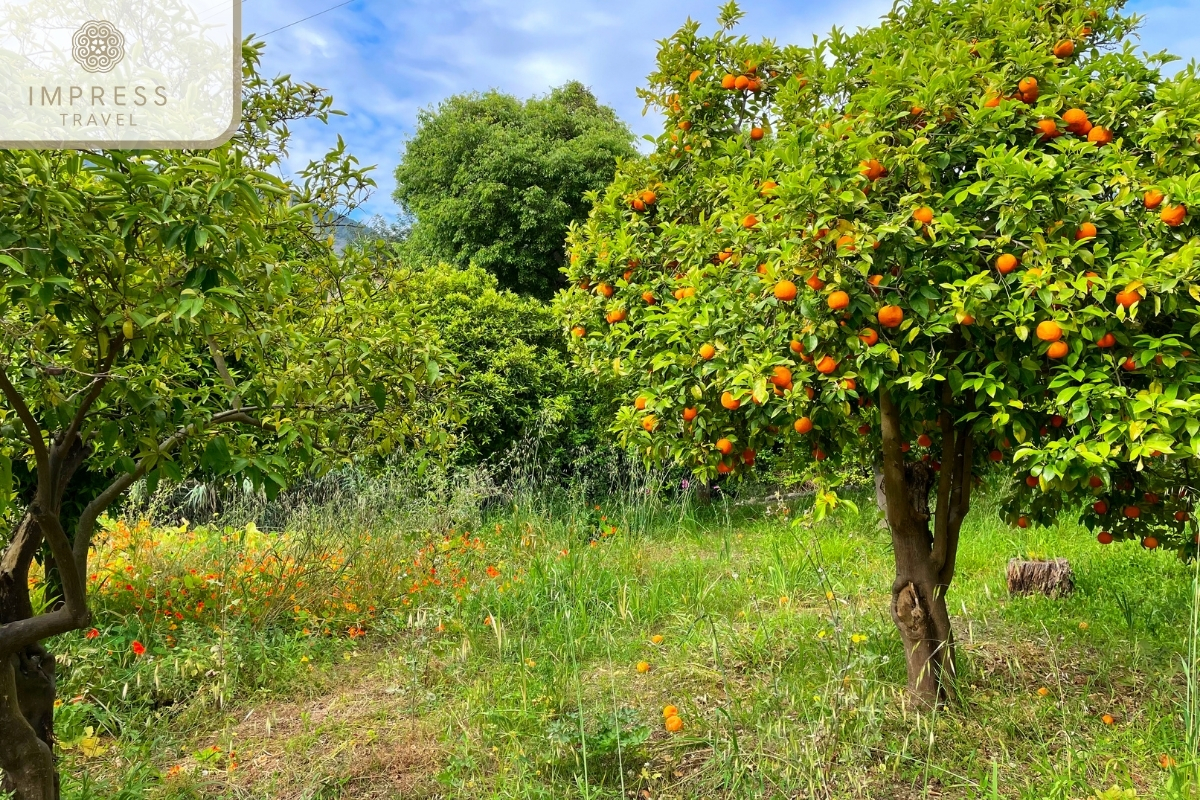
(0, 0, 241, 148)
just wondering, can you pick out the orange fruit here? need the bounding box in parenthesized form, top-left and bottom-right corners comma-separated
(841, 378, 856, 391)
(665, 715, 683, 733)
(636, 661, 651, 673)
(1115, 287, 1141, 308)
(743, 214, 759, 229)
(699, 343, 716, 360)
(836, 234, 855, 251)
(1017, 516, 1029, 529)
(860, 159, 886, 181)
(1088, 475, 1104, 488)
(867, 274, 883, 287)
(716, 438, 734, 455)
(1101, 713, 1115, 725)
(917, 434, 933, 448)
(606, 308, 627, 324)
(1036, 118, 1061, 139)
(1161, 204, 1187, 227)
(750, 127, 765, 141)
(721, 392, 741, 410)
(632, 198, 646, 211)
(643, 291, 656, 305)
(678, 120, 692, 132)
(1035, 320, 1062, 342)
(805, 274, 825, 291)
(815, 355, 837, 374)
(789, 340, 804, 355)
(983, 93, 1002, 108)
(642, 415, 657, 432)
(960, 314, 975, 325)
(794, 417, 813, 434)
(1053, 39, 1075, 57)
(1143, 536, 1159, 549)
(688, 70, 702, 83)
(1076, 222, 1097, 240)
(1144, 189, 1164, 209)
(1124, 505, 1141, 519)
(759, 180, 778, 196)
(741, 448, 756, 466)
(1097, 531, 1113, 545)
(641, 190, 657, 206)
(1026, 475, 1040, 488)
(774, 280, 798, 301)
(995, 253, 1019, 274)
(1096, 332, 1116, 348)
(1087, 126, 1112, 146)
(828, 290, 850, 310)
(721, 74, 736, 89)
(734, 75, 750, 91)
(859, 328, 879, 346)
(1093, 500, 1108, 514)
(571, 326, 586, 337)
(597, 282, 614, 298)
(770, 366, 793, 388)
(716, 462, 732, 475)
(1122, 357, 1137, 371)
(1062, 108, 1090, 134)
(1018, 76, 1039, 97)
(682, 407, 698, 422)
(813, 447, 827, 461)
(1047, 341, 1069, 359)
(878, 305, 904, 328)
(989, 450, 1003, 462)
(662, 704, 678, 718)
(635, 397, 648, 410)
(913, 206, 934, 225)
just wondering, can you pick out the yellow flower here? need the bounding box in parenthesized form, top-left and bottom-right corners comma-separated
(817, 629, 827, 639)
(524, 658, 536, 667)
(850, 633, 868, 644)
(825, 591, 834, 601)
(778, 596, 789, 606)
(1037, 686, 1049, 697)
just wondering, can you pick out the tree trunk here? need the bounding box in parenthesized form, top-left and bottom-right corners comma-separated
(0, 654, 57, 800)
(877, 386, 974, 708)
(0, 515, 61, 800)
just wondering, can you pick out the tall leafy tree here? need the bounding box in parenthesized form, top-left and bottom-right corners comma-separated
(562, 0, 1200, 707)
(0, 43, 450, 799)
(394, 82, 638, 298)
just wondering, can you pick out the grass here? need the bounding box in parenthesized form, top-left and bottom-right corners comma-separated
(49, 475, 1200, 799)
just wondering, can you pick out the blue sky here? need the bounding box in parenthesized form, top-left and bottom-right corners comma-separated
(241, 0, 1200, 221)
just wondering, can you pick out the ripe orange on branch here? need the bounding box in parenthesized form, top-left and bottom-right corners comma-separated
(878, 305, 904, 328)
(774, 280, 798, 301)
(828, 290, 850, 310)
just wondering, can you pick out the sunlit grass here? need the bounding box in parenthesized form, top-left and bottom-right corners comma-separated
(53, 470, 1200, 799)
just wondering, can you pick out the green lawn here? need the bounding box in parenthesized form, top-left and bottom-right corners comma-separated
(55, 487, 1199, 799)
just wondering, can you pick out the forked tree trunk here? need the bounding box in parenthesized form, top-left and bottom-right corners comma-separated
(878, 386, 974, 708)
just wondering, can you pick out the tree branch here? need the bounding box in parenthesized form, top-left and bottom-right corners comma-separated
(72, 408, 265, 573)
(878, 387, 918, 532)
(0, 366, 49, 500)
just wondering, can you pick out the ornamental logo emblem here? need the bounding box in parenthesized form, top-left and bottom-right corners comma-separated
(71, 20, 125, 74)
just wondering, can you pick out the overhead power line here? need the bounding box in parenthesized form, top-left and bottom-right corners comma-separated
(260, 0, 352, 37)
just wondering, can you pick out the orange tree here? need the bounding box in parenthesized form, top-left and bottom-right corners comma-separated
(0, 44, 451, 799)
(559, 0, 1200, 705)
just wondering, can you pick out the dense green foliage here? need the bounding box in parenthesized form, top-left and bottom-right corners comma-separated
(562, 0, 1200, 549)
(394, 82, 638, 298)
(394, 263, 616, 468)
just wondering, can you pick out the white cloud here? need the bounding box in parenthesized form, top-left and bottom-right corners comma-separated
(245, 0, 1200, 219)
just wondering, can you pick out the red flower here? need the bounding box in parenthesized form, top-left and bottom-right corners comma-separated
(84, 628, 99, 640)
(486, 565, 500, 579)
(131, 640, 146, 657)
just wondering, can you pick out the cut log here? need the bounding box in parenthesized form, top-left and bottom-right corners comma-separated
(1006, 558, 1074, 598)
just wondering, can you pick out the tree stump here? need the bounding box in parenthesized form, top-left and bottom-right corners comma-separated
(1006, 558, 1074, 598)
